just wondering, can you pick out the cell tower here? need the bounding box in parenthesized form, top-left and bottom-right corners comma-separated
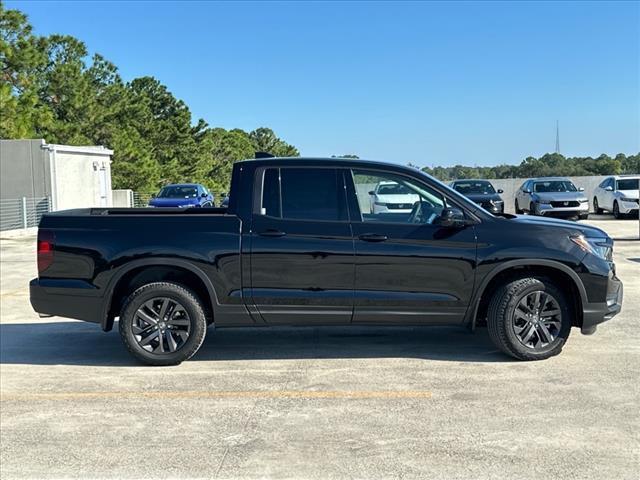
(555, 120, 560, 154)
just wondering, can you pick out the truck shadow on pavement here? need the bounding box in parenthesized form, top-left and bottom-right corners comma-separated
(0, 321, 513, 367)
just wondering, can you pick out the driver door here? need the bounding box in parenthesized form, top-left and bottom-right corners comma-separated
(347, 169, 478, 325)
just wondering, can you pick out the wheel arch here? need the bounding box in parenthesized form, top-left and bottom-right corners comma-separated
(101, 259, 219, 331)
(467, 259, 588, 331)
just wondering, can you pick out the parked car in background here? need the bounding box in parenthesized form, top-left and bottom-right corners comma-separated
(368, 180, 419, 214)
(515, 177, 589, 220)
(148, 184, 214, 208)
(449, 179, 504, 214)
(593, 175, 639, 219)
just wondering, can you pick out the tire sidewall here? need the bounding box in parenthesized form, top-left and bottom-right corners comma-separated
(119, 283, 206, 365)
(502, 280, 571, 358)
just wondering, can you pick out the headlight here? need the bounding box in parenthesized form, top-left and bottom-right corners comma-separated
(621, 196, 636, 202)
(570, 234, 612, 260)
(578, 198, 588, 203)
(536, 199, 551, 205)
(374, 201, 387, 206)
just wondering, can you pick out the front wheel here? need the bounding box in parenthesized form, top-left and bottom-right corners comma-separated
(529, 202, 538, 216)
(613, 201, 622, 219)
(487, 277, 571, 361)
(119, 282, 207, 365)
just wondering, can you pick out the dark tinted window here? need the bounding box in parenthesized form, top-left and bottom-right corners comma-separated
(453, 181, 496, 195)
(261, 168, 346, 221)
(617, 178, 639, 190)
(262, 169, 281, 217)
(281, 168, 346, 221)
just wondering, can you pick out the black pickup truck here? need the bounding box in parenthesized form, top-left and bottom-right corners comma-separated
(30, 157, 623, 365)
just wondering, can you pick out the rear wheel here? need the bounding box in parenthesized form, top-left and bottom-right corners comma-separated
(119, 282, 207, 366)
(487, 277, 571, 361)
(593, 197, 603, 214)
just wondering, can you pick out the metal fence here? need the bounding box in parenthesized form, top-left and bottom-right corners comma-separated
(0, 197, 51, 232)
(132, 192, 154, 208)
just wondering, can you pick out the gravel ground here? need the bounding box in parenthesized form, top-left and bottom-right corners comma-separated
(1, 216, 638, 479)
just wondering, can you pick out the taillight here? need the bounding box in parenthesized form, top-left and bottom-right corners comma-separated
(37, 230, 55, 274)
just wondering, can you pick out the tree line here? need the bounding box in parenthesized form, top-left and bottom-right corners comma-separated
(0, 3, 298, 193)
(2, 3, 637, 193)
(420, 152, 639, 181)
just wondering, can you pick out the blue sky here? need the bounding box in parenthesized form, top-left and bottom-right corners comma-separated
(8, 1, 640, 166)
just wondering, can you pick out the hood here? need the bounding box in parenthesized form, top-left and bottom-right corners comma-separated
(375, 194, 420, 203)
(465, 193, 503, 203)
(509, 214, 608, 238)
(148, 197, 199, 207)
(532, 191, 586, 202)
(617, 189, 639, 200)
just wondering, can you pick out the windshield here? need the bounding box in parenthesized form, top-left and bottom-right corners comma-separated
(453, 181, 496, 195)
(376, 183, 413, 195)
(616, 179, 639, 190)
(158, 186, 198, 198)
(534, 181, 577, 193)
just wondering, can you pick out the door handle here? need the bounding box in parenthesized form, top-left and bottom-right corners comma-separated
(359, 233, 388, 242)
(259, 229, 287, 237)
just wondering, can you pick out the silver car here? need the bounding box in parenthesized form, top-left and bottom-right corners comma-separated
(515, 177, 589, 220)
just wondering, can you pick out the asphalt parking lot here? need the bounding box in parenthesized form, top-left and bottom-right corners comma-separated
(1, 216, 638, 480)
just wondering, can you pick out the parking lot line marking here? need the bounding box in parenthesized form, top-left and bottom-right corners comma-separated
(0, 288, 27, 297)
(0, 390, 432, 401)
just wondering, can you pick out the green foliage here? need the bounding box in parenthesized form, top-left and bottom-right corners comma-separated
(421, 152, 639, 181)
(0, 2, 300, 193)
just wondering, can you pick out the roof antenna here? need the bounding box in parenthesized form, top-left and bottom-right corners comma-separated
(255, 151, 275, 159)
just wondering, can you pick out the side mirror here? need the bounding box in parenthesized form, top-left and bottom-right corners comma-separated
(368, 190, 376, 196)
(201, 192, 208, 198)
(497, 189, 504, 194)
(523, 189, 532, 194)
(436, 207, 466, 228)
(605, 186, 613, 191)
(578, 187, 585, 192)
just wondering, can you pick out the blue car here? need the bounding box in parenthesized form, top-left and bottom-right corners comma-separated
(148, 184, 214, 208)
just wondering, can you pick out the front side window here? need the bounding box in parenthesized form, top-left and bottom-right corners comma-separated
(533, 180, 577, 193)
(352, 170, 446, 224)
(260, 168, 346, 221)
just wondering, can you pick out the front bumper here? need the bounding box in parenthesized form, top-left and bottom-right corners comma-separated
(537, 202, 589, 217)
(581, 275, 623, 334)
(618, 200, 639, 214)
(474, 201, 504, 214)
(30, 278, 105, 326)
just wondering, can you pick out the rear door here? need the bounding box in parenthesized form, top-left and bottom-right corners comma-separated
(249, 167, 354, 324)
(347, 168, 478, 324)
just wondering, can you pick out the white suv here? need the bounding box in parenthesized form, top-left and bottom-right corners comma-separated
(593, 176, 639, 218)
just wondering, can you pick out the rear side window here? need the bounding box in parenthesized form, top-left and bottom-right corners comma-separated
(260, 168, 347, 221)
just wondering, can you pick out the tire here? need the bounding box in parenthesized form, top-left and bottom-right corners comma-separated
(579, 213, 589, 220)
(613, 201, 622, 219)
(487, 277, 572, 361)
(119, 282, 207, 366)
(593, 197, 603, 215)
(529, 202, 537, 216)
(515, 200, 523, 214)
